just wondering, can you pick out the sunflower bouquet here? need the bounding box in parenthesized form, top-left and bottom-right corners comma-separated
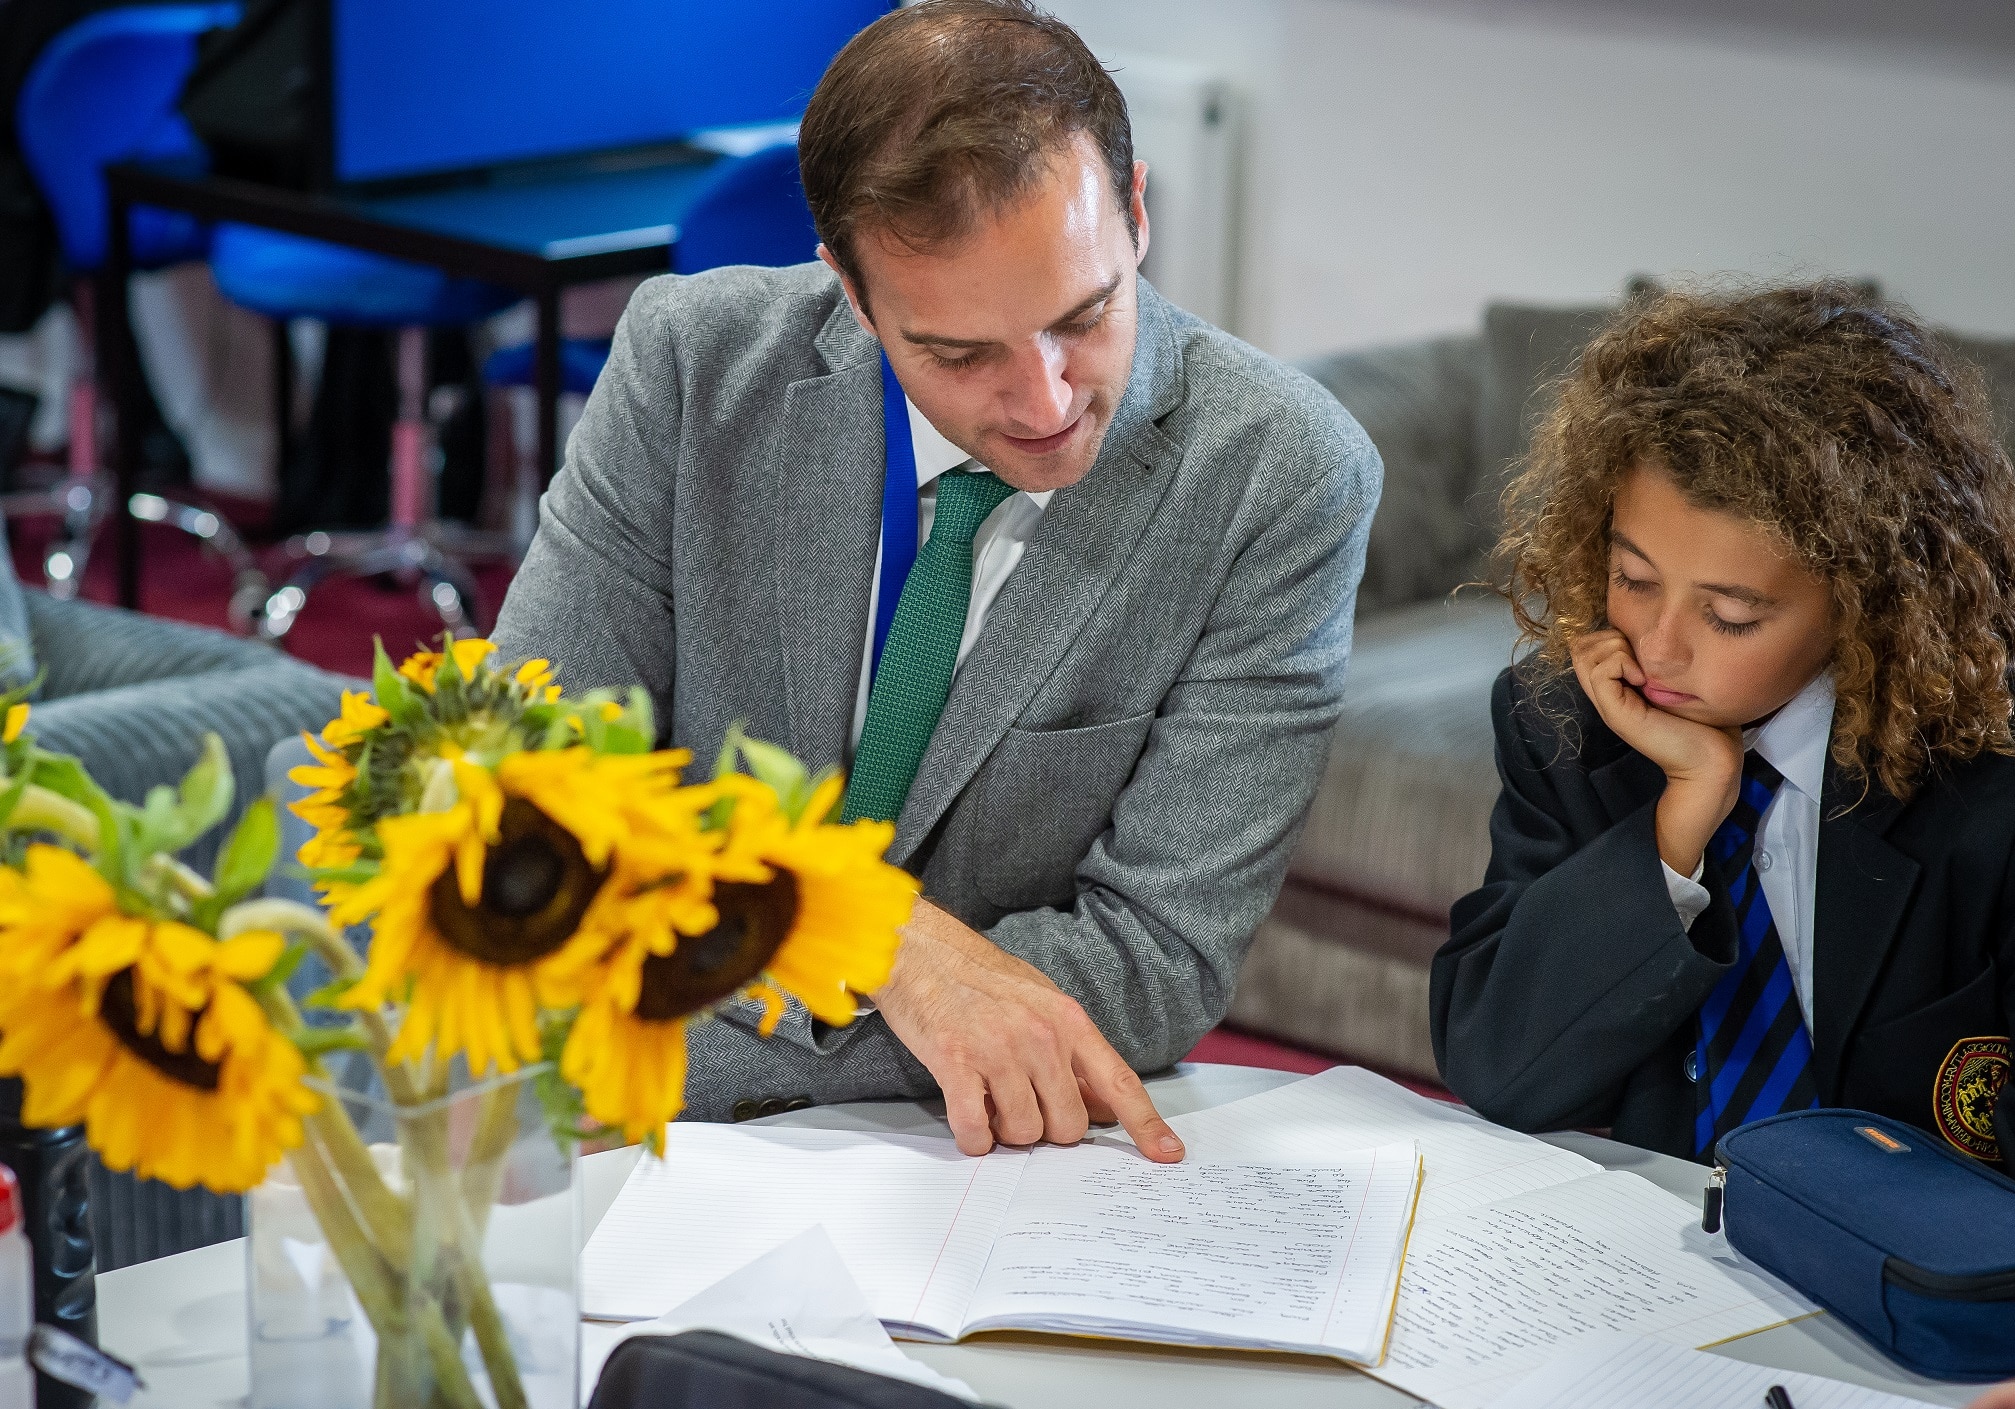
(0, 637, 916, 1409)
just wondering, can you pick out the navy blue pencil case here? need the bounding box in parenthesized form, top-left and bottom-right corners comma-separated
(1709, 1109, 2015, 1382)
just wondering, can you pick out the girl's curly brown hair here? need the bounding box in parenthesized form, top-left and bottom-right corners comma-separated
(1496, 279, 2015, 801)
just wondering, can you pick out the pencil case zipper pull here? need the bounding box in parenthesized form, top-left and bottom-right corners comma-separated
(1702, 1164, 1725, 1234)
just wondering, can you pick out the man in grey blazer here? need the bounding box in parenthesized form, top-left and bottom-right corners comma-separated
(491, 0, 1379, 1159)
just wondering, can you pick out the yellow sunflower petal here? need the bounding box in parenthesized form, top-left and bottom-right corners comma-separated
(3, 702, 29, 743)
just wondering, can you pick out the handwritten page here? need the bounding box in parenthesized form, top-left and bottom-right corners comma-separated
(1486, 1334, 1952, 1409)
(1372, 1172, 1815, 1409)
(961, 1140, 1422, 1363)
(1158, 1066, 1601, 1222)
(581, 1125, 1027, 1338)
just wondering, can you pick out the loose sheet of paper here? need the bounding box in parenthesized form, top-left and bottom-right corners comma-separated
(1159, 1066, 1601, 1221)
(582, 1125, 1027, 1337)
(1485, 1334, 1952, 1409)
(579, 1226, 978, 1403)
(1372, 1172, 1816, 1409)
(960, 1139, 1421, 1363)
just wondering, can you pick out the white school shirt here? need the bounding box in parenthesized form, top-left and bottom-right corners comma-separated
(847, 398, 1054, 751)
(1662, 671, 1834, 1030)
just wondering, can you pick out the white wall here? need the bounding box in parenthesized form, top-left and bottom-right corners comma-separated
(1047, 0, 2015, 358)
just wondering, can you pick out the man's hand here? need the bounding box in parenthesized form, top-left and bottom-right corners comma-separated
(870, 898, 1186, 1163)
(1970, 1383, 2015, 1409)
(1571, 630, 1744, 877)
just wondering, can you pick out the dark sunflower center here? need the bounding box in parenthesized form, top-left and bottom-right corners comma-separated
(100, 968, 221, 1093)
(429, 797, 606, 966)
(634, 874, 800, 1022)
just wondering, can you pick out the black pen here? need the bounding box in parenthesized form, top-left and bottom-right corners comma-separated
(1765, 1387, 1796, 1409)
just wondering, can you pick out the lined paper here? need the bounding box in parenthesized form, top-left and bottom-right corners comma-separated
(581, 1125, 1027, 1338)
(1160, 1066, 1600, 1222)
(1487, 1334, 1950, 1409)
(961, 1140, 1421, 1362)
(1373, 1172, 1815, 1409)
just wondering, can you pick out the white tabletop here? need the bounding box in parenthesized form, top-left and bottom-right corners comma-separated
(98, 1063, 1982, 1408)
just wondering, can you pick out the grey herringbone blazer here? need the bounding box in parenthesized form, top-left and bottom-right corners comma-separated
(491, 265, 1380, 1120)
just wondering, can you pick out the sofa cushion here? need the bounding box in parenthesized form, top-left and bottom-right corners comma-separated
(0, 513, 36, 693)
(1475, 299, 1619, 492)
(1290, 595, 1521, 919)
(1229, 884, 1446, 1081)
(1295, 335, 1486, 614)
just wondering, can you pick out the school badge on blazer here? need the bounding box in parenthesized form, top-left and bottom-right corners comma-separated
(1934, 1036, 2011, 1162)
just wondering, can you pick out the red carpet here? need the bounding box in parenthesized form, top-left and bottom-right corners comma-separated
(21, 492, 1446, 1094)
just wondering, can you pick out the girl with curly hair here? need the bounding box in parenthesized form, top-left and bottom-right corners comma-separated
(1431, 280, 2015, 1165)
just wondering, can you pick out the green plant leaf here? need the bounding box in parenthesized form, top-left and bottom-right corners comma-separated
(304, 973, 361, 1010)
(212, 797, 281, 907)
(27, 751, 130, 876)
(246, 937, 310, 995)
(372, 638, 423, 727)
(733, 731, 809, 811)
(0, 769, 31, 832)
(132, 735, 235, 859)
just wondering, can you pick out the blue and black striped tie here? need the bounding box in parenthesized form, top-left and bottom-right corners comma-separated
(1693, 751, 1820, 1157)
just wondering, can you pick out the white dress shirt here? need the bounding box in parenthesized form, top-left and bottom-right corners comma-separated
(847, 398, 1054, 751)
(1662, 671, 1835, 1029)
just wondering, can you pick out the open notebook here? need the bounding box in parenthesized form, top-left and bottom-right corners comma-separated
(583, 1125, 1423, 1366)
(1150, 1068, 1819, 1409)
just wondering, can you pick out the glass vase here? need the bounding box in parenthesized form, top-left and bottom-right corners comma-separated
(246, 1060, 579, 1409)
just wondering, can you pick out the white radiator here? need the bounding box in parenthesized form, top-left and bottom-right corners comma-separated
(1106, 52, 1240, 332)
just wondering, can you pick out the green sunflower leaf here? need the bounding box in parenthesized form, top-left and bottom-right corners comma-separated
(211, 796, 281, 908)
(246, 937, 311, 995)
(372, 639, 424, 728)
(132, 734, 235, 860)
(0, 769, 31, 832)
(732, 731, 810, 816)
(28, 750, 132, 876)
(303, 973, 360, 1010)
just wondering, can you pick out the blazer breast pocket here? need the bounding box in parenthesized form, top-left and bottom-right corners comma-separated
(1847, 965, 2004, 1141)
(970, 710, 1157, 912)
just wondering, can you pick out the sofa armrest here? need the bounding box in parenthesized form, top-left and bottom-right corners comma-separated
(27, 591, 281, 700)
(30, 656, 356, 878)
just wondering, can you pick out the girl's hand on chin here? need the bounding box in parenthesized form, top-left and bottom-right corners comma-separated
(1572, 629, 1744, 876)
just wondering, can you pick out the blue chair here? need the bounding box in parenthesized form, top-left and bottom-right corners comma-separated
(207, 224, 521, 643)
(480, 141, 817, 551)
(14, 3, 267, 620)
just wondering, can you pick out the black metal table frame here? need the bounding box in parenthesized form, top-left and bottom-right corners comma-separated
(100, 161, 673, 610)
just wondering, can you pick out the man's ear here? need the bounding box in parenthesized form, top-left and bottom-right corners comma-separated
(818, 244, 877, 336)
(1129, 160, 1152, 268)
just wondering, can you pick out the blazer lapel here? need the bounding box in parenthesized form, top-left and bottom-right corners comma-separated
(770, 306, 884, 774)
(1810, 764, 1918, 1099)
(888, 284, 1187, 865)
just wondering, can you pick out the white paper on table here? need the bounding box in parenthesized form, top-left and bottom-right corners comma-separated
(580, 1226, 978, 1402)
(1484, 1333, 1952, 1409)
(1149, 1066, 1602, 1222)
(1370, 1172, 1817, 1409)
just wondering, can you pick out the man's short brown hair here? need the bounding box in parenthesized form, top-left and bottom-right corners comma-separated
(798, 0, 1136, 295)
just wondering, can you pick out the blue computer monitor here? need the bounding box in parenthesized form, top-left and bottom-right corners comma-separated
(330, 0, 893, 186)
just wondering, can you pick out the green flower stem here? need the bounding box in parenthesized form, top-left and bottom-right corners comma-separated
(139, 852, 212, 903)
(7, 785, 100, 852)
(460, 1083, 519, 1237)
(402, 1101, 531, 1409)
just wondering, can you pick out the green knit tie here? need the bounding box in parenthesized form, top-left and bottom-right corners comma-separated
(843, 468, 1019, 823)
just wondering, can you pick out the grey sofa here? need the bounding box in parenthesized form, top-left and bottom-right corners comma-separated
(1228, 297, 2015, 1083)
(13, 584, 349, 1269)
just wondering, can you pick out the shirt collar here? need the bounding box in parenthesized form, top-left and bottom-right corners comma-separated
(903, 397, 1055, 508)
(1745, 670, 1834, 801)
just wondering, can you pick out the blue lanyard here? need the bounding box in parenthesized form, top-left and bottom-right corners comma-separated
(870, 351, 920, 683)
